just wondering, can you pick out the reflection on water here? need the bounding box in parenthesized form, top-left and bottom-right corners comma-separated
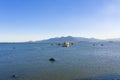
(0, 42, 120, 80)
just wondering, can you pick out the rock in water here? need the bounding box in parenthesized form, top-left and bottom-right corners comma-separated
(101, 44, 104, 46)
(49, 58, 56, 62)
(12, 74, 18, 78)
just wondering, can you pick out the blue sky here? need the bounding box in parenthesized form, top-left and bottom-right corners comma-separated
(0, 0, 120, 42)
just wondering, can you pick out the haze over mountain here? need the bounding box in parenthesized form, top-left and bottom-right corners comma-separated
(1, 36, 120, 43)
(36, 36, 105, 43)
(107, 38, 120, 41)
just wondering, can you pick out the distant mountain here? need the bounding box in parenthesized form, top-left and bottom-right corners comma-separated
(107, 38, 120, 42)
(36, 36, 104, 43)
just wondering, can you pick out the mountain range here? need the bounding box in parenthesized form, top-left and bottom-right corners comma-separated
(4, 36, 119, 43)
(35, 36, 105, 43)
(107, 38, 120, 41)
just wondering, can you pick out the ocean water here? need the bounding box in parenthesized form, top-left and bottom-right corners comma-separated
(0, 42, 120, 80)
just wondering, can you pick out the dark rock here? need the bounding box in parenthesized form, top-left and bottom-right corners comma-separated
(49, 58, 56, 62)
(13, 47, 16, 49)
(71, 42, 74, 45)
(12, 74, 17, 78)
(57, 43, 61, 46)
(101, 44, 104, 46)
(93, 44, 95, 46)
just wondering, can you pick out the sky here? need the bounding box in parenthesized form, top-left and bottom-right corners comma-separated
(0, 0, 120, 42)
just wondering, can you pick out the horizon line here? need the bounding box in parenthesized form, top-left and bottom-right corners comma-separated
(0, 36, 119, 43)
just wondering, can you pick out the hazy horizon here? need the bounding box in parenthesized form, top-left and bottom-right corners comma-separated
(0, 36, 120, 42)
(0, 0, 120, 42)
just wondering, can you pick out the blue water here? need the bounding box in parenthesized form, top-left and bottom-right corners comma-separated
(0, 42, 120, 80)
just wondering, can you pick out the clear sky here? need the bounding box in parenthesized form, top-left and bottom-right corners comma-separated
(0, 0, 120, 42)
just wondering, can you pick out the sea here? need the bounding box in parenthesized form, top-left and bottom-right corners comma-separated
(0, 42, 120, 80)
